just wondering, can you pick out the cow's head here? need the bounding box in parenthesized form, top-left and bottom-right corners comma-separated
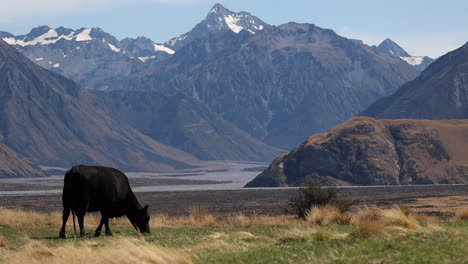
(134, 205, 151, 234)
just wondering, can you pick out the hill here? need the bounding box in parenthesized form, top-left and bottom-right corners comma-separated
(246, 117, 468, 187)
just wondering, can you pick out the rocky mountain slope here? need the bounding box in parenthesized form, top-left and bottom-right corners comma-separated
(0, 38, 199, 172)
(362, 42, 468, 119)
(376, 38, 434, 70)
(94, 90, 282, 161)
(246, 117, 468, 187)
(0, 143, 46, 178)
(116, 22, 419, 149)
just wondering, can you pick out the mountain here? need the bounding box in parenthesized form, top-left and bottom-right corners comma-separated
(0, 143, 46, 178)
(0, 38, 200, 172)
(377, 38, 434, 70)
(377, 38, 411, 57)
(94, 90, 282, 161)
(115, 22, 418, 149)
(0, 26, 175, 90)
(165, 3, 267, 50)
(246, 117, 468, 187)
(120, 36, 174, 62)
(362, 42, 468, 119)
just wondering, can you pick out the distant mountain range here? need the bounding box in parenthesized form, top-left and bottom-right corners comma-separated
(114, 22, 418, 148)
(376, 38, 434, 70)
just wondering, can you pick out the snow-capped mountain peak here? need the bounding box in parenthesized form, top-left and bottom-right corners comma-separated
(165, 3, 268, 50)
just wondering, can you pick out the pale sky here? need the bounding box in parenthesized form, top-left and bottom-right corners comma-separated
(0, 0, 467, 58)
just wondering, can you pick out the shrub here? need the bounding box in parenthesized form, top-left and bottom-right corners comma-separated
(288, 181, 354, 219)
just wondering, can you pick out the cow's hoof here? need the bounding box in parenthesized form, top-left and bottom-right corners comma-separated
(80, 232, 86, 238)
(59, 233, 66, 239)
(94, 232, 101, 237)
(105, 231, 113, 236)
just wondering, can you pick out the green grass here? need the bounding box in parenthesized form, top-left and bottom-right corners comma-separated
(1, 220, 468, 264)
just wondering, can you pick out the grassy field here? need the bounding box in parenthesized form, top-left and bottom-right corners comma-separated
(0, 206, 467, 264)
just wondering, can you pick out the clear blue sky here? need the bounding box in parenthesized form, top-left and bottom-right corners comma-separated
(0, 0, 467, 58)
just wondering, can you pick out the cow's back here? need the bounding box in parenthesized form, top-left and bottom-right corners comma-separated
(63, 165, 132, 212)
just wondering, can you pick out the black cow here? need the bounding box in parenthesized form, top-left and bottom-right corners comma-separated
(59, 165, 150, 238)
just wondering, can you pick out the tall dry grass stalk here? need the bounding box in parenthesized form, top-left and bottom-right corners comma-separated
(0, 237, 192, 264)
(455, 207, 468, 221)
(306, 205, 351, 225)
(351, 206, 421, 237)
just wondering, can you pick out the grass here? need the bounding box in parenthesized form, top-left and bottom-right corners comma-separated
(0, 207, 467, 264)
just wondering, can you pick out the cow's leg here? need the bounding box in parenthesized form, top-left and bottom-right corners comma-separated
(94, 217, 105, 237)
(104, 217, 112, 236)
(77, 212, 86, 237)
(59, 207, 70, 238)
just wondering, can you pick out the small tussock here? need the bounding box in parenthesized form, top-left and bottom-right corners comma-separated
(455, 207, 468, 221)
(0, 237, 192, 264)
(188, 207, 217, 226)
(352, 207, 421, 237)
(0, 235, 7, 247)
(306, 205, 351, 225)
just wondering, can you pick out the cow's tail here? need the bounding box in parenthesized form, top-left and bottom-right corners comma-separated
(72, 210, 77, 238)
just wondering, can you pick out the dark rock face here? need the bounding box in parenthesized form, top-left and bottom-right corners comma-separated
(246, 117, 468, 187)
(0, 38, 200, 172)
(94, 90, 282, 161)
(117, 23, 418, 149)
(0, 143, 46, 178)
(362, 42, 468, 119)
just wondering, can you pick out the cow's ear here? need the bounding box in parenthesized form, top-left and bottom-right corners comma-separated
(143, 205, 149, 212)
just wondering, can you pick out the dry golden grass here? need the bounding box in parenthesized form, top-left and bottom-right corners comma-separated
(151, 209, 302, 228)
(306, 205, 351, 225)
(351, 206, 421, 237)
(0, 208, 103, 228)
(0, 237, 192, 264)
(455, 207, 468, 220)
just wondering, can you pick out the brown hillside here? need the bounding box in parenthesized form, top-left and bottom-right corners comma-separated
(0, 143, 46, 178)
(246, 117, 468, 187)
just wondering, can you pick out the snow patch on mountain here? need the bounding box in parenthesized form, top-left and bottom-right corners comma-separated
(137, 56, 156, 62)
(107, 43, 121, 52)
(153, 44, 175, 54)
(75, 29, 92, 41)
(401, 56, 425, 66)
(224, 15, 243, 33)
